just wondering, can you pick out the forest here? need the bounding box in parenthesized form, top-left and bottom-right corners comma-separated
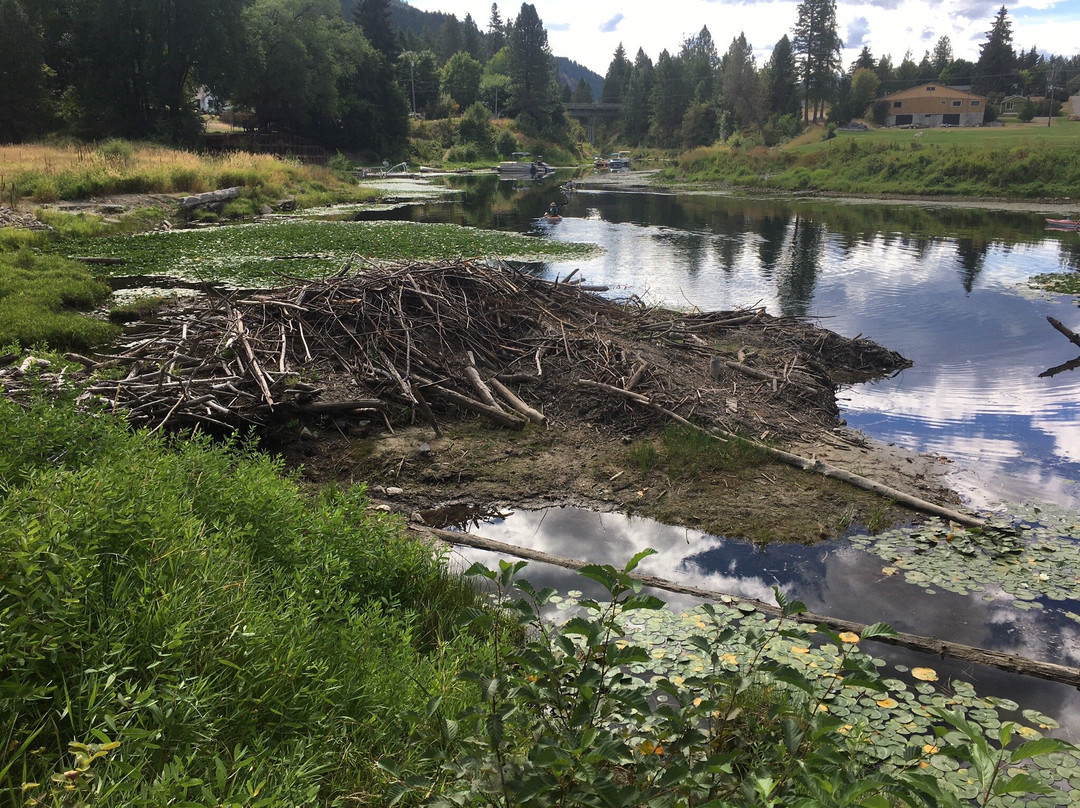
(1, 0, 1079, 159)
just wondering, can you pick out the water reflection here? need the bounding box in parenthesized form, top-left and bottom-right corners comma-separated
(446, 506, 1080, 740)
(377, 180, 1080, 511)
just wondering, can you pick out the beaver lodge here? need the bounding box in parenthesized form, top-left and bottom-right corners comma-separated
(75, 259, 909, 443)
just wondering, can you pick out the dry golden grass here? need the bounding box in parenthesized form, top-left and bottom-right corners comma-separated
(0, 142, 331, 203)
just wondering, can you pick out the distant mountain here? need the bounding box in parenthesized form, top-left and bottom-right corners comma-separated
(555, 57, 604, 102)
(340, 0, 605, 102)
(339, 0, 452, 39)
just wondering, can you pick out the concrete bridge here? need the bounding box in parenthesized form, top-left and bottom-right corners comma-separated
(563, 102, 621, 143)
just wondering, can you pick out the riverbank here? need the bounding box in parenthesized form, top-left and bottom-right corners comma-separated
(580, 168, 1080, 216)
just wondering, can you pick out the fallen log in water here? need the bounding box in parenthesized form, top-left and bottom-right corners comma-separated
(413, 524, 1080, 689)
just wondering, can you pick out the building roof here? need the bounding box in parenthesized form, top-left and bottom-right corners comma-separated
(882, 83, 987, 102)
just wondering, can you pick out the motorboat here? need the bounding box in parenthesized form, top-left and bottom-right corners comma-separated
(607, 151, 632, 170)
(497, 152, 553, 179)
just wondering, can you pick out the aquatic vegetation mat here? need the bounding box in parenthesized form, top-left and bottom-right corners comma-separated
(847, 508, 1080, 611)
(51, 220, 597, 286)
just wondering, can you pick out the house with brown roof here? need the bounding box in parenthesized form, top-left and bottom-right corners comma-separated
(882, 84, 988, 128)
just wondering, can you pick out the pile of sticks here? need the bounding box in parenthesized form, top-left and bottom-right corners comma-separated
(75, 260, 668, 432)
(73, 259, 904, 437)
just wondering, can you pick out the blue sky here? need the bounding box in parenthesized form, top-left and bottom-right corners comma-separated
(408, 0, 1080, 78)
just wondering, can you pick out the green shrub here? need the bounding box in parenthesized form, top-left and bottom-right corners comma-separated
(385, 555, 1077, 807)
(0, 396, 491, 805)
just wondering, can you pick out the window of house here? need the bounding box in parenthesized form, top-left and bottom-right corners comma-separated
(971, 100, 981, 106)
(927, 85, 936, 91)
(893, 101, 902, 108)
(952, 100, 962, 106)
(941, 100, 947, 105)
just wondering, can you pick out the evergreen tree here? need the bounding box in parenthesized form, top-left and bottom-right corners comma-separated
(460, 13, 483, 61)
(601, 43, 633, 103)
(486, 3, 505, 56)
(916, 52, 937, 83)
(875, 54, 894, 90)
(792, 0, 841, 122)
(975, 5, 1017, 94)
(571, 77, 594, 103)
(622, 47, 654, 145)
(63, 0, 248, 140)
(896, 50, 918, 88)
(649, 49, 688, 145)
(720, 33, 758, 129)
(681, 26, 719, 104)
(0, 0, 46, 141)
(932, 36, 953, 75)
(506, 2, 559, 129)
(353, 0, 399, 62)
(852, 46, 875, 72)
(436, 17, 463, 64)
(767, 35, 801, 117)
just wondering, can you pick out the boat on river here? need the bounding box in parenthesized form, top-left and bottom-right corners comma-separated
(1045, 218, 1080, 230)
(497, 152, 553, 179)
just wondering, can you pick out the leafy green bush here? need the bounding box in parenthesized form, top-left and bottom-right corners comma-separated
(0, 396, 491, 805)
(387, 553, 1077, 807)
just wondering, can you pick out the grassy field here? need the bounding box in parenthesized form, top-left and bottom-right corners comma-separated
(673, 119, 1080, 199)
(0, 140, 375, 208)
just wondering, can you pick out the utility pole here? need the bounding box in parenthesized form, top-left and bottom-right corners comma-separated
(1046, 66, 1057, 128)
(410, 60, 416, 116)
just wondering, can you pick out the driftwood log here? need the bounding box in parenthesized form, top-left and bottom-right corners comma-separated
(414, 524, 1080, 689)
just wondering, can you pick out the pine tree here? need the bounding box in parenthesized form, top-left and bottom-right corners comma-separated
(932, 36, 953, 75)
(649, 49, 688, 145)
(353, 0, 399, 62)
(506, 2, 559, 127)
(792, 0, 841, 122)
(721, 33, 758, 129)
(767, 35, 801, 117)
(852, 46, 875, 72)
(681, 26, 719, 104)
(622, 48, 654, 145)
(601, 43, 632, 103)
(486, 3, 505, 56)
(975, 5, 1016, 95)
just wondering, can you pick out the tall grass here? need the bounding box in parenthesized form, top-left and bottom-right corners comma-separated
(0, 394, 491, 806)
(675, 122, 1080, 198)
(0, 142, 361, 205)
(0, 251, 118, 350)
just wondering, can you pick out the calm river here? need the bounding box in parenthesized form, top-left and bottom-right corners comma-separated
(359, 173, 1080, 734)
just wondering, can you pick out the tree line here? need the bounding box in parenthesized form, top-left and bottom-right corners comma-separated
(593, 2, 1080, 149)
(0, 0, 570, 158)
(2, 0, 1078, 154)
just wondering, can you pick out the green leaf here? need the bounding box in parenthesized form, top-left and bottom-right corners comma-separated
(1009, 737, 1076, 762)
(991, 772, 1052, 796)
(624, 547, 657, 573)
(859, 622, 897, 640)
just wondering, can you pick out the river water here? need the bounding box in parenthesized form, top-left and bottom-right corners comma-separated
(358, 173, 1080, 735)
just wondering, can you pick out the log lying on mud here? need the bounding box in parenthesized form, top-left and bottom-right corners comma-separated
(414, 524, 1080, 689)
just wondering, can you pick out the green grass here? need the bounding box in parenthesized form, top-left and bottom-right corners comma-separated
(0, 393, 492, 806)
(46, 220, 601, 287)
(674, 120, 1080, 199)
(0, 251, 118, 350)
(660, 424, 771, 480)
